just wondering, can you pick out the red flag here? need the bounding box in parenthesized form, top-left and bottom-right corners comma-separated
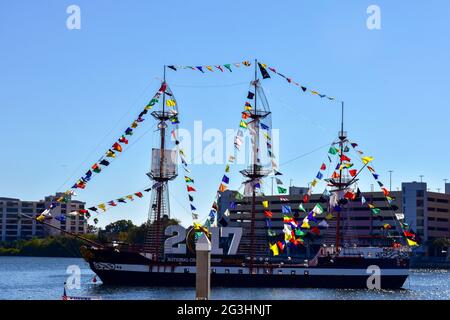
(134, 192, 143, 198)
(311, 227, 320, 235)
(76, 181, 86, 189)
(344, 191, 356, 200)
(277, 241, 284, 251)
(119, 136, 129, 144)
(320, 163, 326, 171)
(349, 169, 358, 177)
(159, 82, 167, 92)
(264, 211, 273, 218)
(331, 172, 340, 179)
(303, 194, 310, 203)
(108, 201, 117, 207)
(187, 186, 196, 192)
(381, 187, 390, 196)
(112, 142, 123, 152)
(340, 155, 351, 162)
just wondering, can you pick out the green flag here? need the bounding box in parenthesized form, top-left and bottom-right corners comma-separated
(295, 229, 305, 237)
(371, 208, 381, 215)
(328, 147, 338, 155)
(298, 203, 306, 213)
(278, 186, 287, 194)
(268, 229, 277, 237)
(235, 192, 244, 200)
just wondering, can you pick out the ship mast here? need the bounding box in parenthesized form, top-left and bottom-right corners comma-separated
(335, 101, 345, 251)
(146, 66, 177, 260)
(240, 59, 271, 273)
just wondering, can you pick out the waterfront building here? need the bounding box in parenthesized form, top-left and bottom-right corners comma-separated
(0, 193, 87, 242)
(218, 181, 450, 257)
(402, 182, 450, 252)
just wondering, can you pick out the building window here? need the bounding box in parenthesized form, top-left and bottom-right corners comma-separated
(417, 190, 424, 197)
(416, 200, 424, 207)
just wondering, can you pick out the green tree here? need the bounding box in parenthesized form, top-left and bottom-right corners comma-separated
(431, 238, 450, 257)
(104, 219, 136, 234)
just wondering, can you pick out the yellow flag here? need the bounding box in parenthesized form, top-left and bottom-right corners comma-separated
(311, 91, 319, 95)
(225, 164, 230, 173)
(98, 203, 107, 212)
(145, 105, 152, 110)
(325, 213, 333, 220)
(262, 200, 269, 208)
(206, 66, 213, 72)
(36, 214, 45, 222)
(407, 239, 418, 247)
(269, 243, 279, 256)
(311, 179, 318, 187)
(166, 100, 176, 107)
(362, 156, 374, 164)
(131, 121, 138, 128)
(301, 221, 310, 229)
(106, 150, 116, 158)
(284, 232, 292, 241)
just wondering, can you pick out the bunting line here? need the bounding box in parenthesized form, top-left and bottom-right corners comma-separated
(69, 82, 169, 192)
(167, 61, 252, 74)
(258, 62, 341, 103)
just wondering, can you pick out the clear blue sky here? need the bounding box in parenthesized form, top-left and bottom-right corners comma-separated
(1, 0, 449, 228)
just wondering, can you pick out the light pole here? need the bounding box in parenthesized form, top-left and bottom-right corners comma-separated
(419, 175, 424, 183)
(388, 170, 393, 191)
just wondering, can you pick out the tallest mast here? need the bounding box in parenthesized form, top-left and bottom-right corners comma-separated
(240, 59, 271, 273)
(335, 101, 346, 251)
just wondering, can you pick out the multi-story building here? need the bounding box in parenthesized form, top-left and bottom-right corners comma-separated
(0, 193, 87, 242)
(402, 182, 450, 252)
(218, 182, 450, 257)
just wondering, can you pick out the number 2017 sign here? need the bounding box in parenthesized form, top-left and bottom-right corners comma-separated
(164, 225, 243, 255)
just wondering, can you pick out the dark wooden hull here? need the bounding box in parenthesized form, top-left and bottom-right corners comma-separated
(82, 247, 409, 289)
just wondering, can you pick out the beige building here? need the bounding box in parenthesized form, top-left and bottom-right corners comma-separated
(0, 193, 87, 242)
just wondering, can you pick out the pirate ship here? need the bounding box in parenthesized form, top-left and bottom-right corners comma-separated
(35, 60, 418, 289)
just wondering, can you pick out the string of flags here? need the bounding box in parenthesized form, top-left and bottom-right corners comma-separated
(69, 82, 170, 192)
(36, 185, 155, 224)
(258, 62, 340, 102)
(204, 93, 251, 227)
(166, 61, 252, 73)
(168, 89, 199, 223)
(349, 141, 420, 246)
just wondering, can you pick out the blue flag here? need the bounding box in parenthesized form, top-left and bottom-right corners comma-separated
(282, 205, 292, 214)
